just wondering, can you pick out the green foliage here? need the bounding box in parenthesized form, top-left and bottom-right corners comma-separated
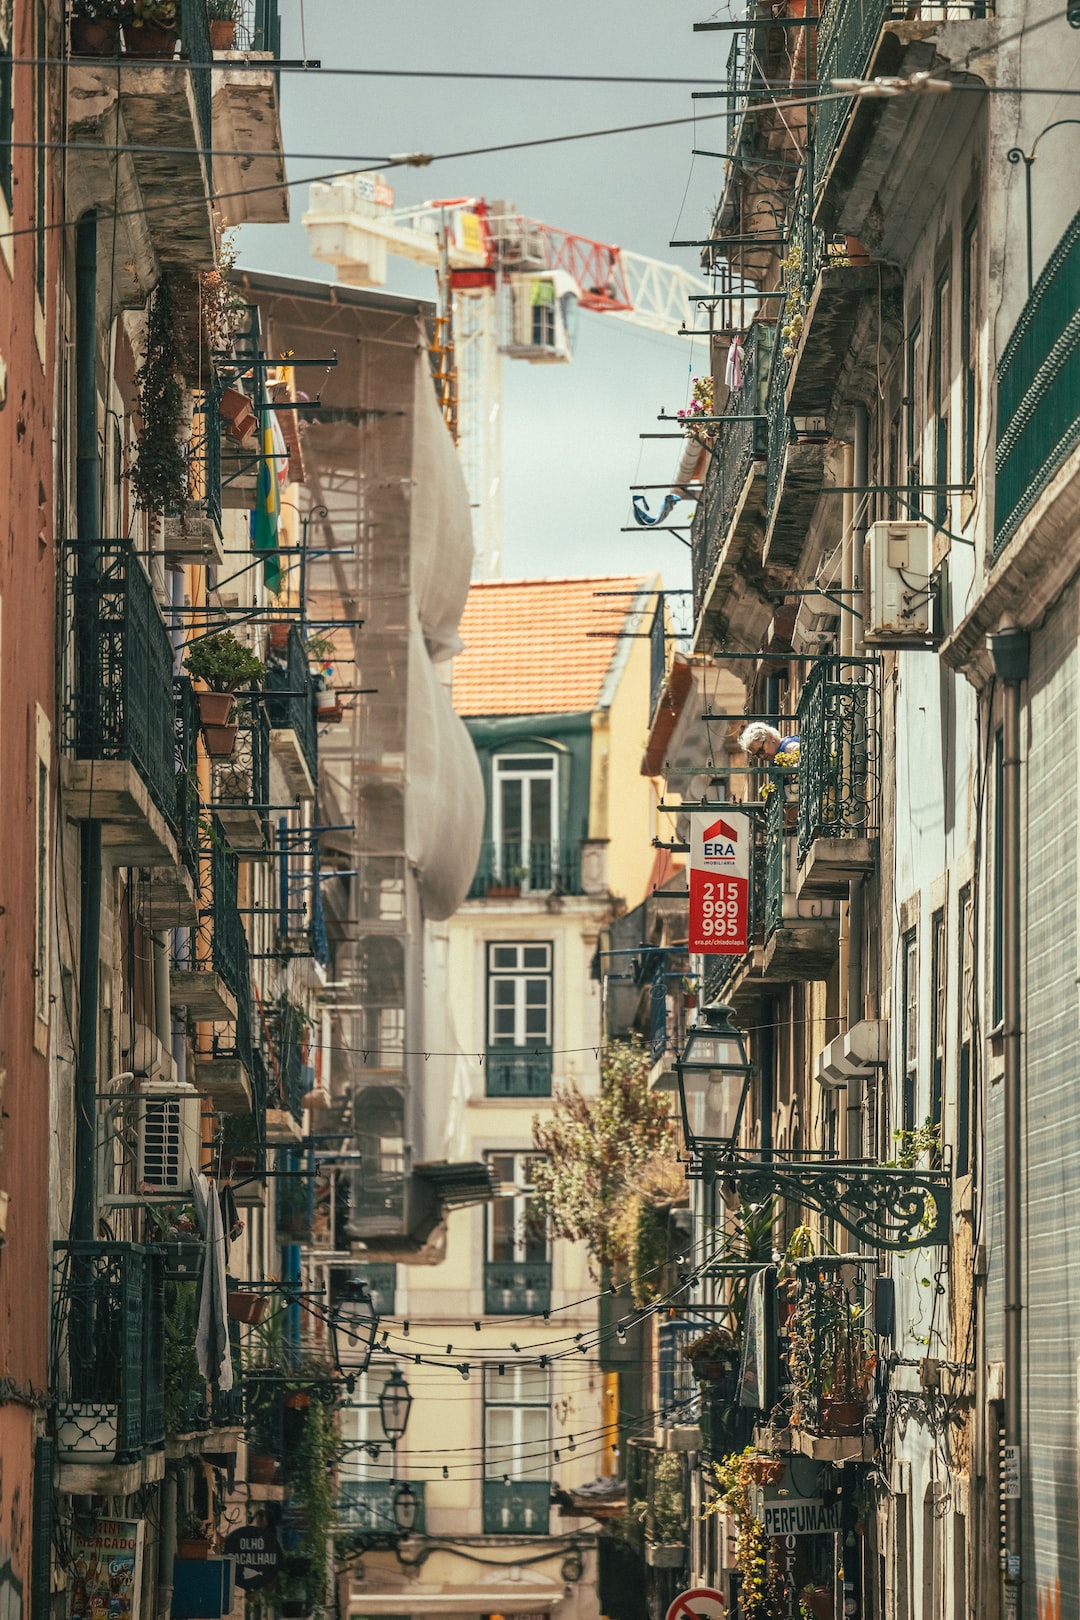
(623, 1199, 670, 1308)
(635, 1452, 687, 1544)
(72, 0, 132, 19)
(206, 0, 238, 17)
(130, 0, 177, 24)
(530, 1039, 676, 1275)
(132, 278, 187, 516)
(703, 1450, 789, 1618)
(163, 1280, 203, 1437)
(184, 631, 266, 693)
(890, 1117, 940, 1169)
(288, 1399, 337, 1603)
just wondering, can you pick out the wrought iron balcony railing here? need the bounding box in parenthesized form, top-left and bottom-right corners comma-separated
(210, 825, 249, 1008)
(211, 694, 271, 839)
(763, 780, 787, 943)
(351, 1170, 407, 1225)
(175, 676, 201, 878)
(469, 840, 583, 898)
(485, 1048, 553, 1099)
(337, 1480, 427, 1535)
(265, 624, 318, 784)
(482, 1478, 550, 1536)
(263, 997, 308, 1122)
(53, 1242, 165, 1462)
(236, 0, 281, 54)
(815, 0, 993, 192)
(648, 600, 667, 722)
(66, 542, 178, 824)
(995, 206, 1080, 551)
(787, 1255, 878, 1437)
(796, 656, 879, 865)
(179, 0, 213, 182)
(691, 325, 769, 622)
(484, 1261, 553, 1315)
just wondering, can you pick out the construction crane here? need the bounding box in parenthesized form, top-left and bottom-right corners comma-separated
(304, 176, 710, 578)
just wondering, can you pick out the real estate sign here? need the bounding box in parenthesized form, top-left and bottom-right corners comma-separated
(688, 810, 751, 954)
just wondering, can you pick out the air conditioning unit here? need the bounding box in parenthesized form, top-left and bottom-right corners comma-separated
(136, 1082, 203, 1196)
(864, 520, 935, 641)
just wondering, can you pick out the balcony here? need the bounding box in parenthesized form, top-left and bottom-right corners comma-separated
(690, 325, 771, 650)
(482, 1478, 550, 1536)
(761, 783, 840, 978)
(350, 1170, 407, 1233)
(53, 1242, 165, 1493)
(485, 1049, 553, 1099)
(338, 1479, 427, 1536)
(786, 1255, 878, 1463)
(995, 208, 1080, 554)
(66, 1, 215, 294)
(795, 657, 879, 895)
(265, 625, 318, 802)
(762, 334, 829, 573)
(139, 678, 201, 929)
(484, 1261, 552, 1315)
(213, 695, 271, 853)
(163, 1276, 243, 1453)
(62, 543, 179, 866)
(189, 832, 254, 1112)
(261, 997, 310, 1142)
(212, 0, 288, 227)
(468, 841, 583, 900)
(164, 391, 224, 565)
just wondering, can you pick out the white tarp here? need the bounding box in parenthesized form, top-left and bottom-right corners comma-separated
(409, 351, 475, 662)
(405, 616, 484, 920)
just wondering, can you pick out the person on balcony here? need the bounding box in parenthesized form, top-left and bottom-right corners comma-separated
(739, 721, 800, 768)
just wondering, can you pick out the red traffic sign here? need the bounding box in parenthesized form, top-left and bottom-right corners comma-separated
(666, 1588, 726, 1620)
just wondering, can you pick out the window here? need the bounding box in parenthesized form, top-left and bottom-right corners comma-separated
(494, 752, 557, 890)
(330, 1263, 396, 1320)
(932, 266, 951, 528)
(485, 1153, 550, 1312)
(961, 208, 979, 486)
(929, 908, 946, 1156)
(486, 942, 553, 1096)
(902, 930, 918, 1132)
(905, 315, 924, 493)
(993, 726, 1004, 1028)
(957, 885, 976, 1177)
(483, 1365, 550, 1533)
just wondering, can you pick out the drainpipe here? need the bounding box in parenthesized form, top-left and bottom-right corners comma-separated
(158, 1471, 177, 1620)
(72, 211, 101, 1243)
(987, 625, 1029, 1620)
(845, 405, 869, 1158)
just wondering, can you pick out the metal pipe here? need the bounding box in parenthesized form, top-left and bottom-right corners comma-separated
(158, 1471, 177, 1620)
(987, 625, 1029, 1620)
(847, 415, 869, 1156)
(72, 211, 101, 1244)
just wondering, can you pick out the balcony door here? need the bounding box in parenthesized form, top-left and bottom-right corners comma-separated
(486, 943, 553, 1097)
(485, 1153, 551, 1313)
(493, 753, 558, 890)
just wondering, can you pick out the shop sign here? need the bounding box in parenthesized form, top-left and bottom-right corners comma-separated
(69, 1520, 144, 1620)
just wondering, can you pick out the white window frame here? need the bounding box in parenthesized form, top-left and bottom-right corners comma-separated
(486, 1152, 549, 1264)
(487, 942, 552, 1050)
(483, 1364, 550, 1480)
(492, 752, 558, 885)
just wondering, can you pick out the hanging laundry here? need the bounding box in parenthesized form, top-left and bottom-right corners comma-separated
(725, 334, 745, 391)
(632, 492, 680, 527)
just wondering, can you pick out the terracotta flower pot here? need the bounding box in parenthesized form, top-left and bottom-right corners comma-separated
(124, 24, 179, 59)
(820, 1397, 866, 1436)
(202, 723, 238, 758)
(247, 1453, 279, 1485)
(219, 387, 258, 445)
(803, 1588, 834, 1620)
(267, 622, 292, 652)
(745, 1455, 786, 1486)
(209, 19, 237, 49)
(176, 1537, 210, 1561)
(70, 17, 121, 55)
(227, 1291, 270, 1325)
(196, 691, 236, 727)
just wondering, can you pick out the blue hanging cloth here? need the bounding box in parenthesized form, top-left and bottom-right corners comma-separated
(632, 492, 680, 527)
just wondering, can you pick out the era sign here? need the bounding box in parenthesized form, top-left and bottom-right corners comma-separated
(689, 810, 750, 954)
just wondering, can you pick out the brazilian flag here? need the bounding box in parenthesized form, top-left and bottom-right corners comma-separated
(251, 407, 283, 593)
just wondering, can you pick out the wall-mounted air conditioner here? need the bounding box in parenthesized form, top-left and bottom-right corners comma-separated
(864, 520, 935, 642)
(136, 1082, 203, 1196)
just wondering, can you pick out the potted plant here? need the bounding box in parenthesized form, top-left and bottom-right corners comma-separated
(219, 385, 257, 444)
(124, 0, 178, 56)
(637, 1452, 687, 1568)
(176, 1509, 212, 1561)
(704, 1450, 789, 1619)
(683, 1324, 739, 1388)
(226, 1285, 271, 1326)
(184, 632, 265, 754)
(70, 0, 126, 56)
(207, 0, 238, 50)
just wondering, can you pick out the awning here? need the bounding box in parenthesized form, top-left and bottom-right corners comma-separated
(347, 1586, 562, 1616)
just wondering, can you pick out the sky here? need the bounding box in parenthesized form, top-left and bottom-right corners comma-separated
(236, 0, 737, 597)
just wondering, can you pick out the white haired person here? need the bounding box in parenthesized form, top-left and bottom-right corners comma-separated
(739, 721, 800, 768)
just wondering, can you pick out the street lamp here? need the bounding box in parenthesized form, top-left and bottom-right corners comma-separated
(392, 1482, 419, 1534)
(378, 1367, 413, 1445)
(329, 1279, 378, 1387)
(675, 1004, 754, 1155)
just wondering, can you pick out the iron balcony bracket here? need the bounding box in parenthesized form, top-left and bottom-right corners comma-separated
(690, 1155, 951, 1250)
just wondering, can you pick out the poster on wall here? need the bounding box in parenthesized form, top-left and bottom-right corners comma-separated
(688, 810, 751, 954)
(69, 1521, 144, 1620)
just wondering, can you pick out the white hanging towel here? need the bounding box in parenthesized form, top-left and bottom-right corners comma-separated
(725, 335, 744, 391)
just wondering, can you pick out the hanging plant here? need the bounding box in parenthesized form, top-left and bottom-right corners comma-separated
(200, 230, 247, 354)
(132, 277, 189, 516)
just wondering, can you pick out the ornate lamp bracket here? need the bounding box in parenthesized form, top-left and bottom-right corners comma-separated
(708, 1158, 951, 1251)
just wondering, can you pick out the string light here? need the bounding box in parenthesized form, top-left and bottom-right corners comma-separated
(458, 1364, 471, 1381)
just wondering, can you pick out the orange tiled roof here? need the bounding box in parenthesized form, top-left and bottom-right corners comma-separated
(453, 575, 650, 718)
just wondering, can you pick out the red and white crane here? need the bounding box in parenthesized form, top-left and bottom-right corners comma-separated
(304, 176, 709, 577)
